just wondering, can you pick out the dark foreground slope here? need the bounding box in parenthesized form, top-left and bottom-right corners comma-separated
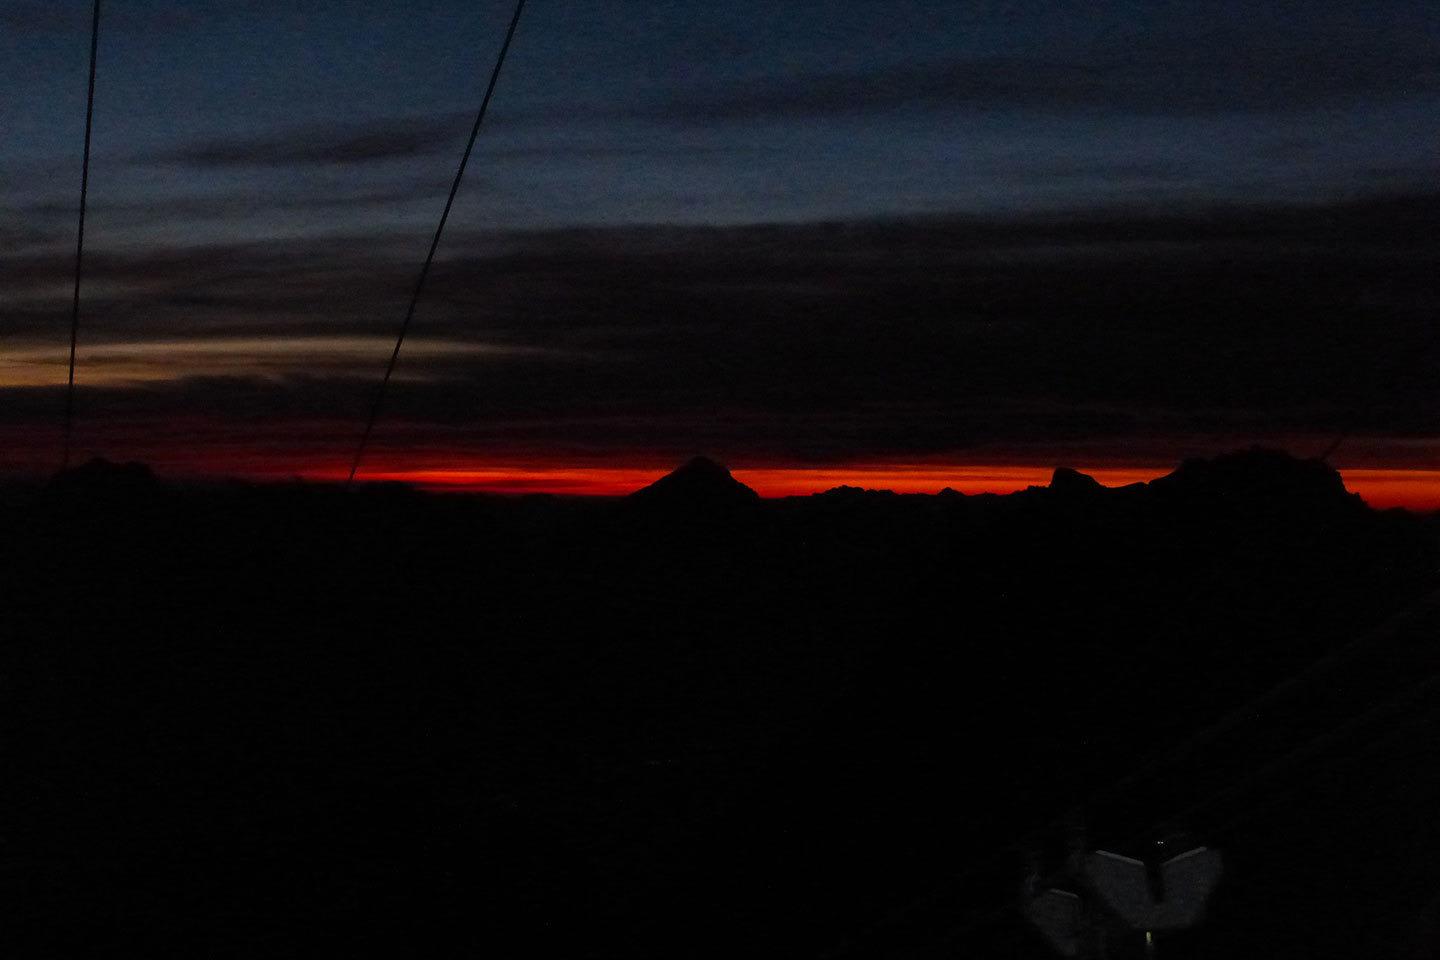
(2, 450, 1437, 958)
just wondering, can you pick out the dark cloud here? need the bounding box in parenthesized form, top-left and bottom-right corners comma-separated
(0, 0, 280, 36)
(475, 141, 734, 161)
(16, 185, 453, 230)
(0, 2, 89, 34)
(151, 124, 727, 173)
(158, 114, 472, 168)
(0, 223, 69, 249)
(643, 47, 1439, 123)
(5, 193, 1438, 467)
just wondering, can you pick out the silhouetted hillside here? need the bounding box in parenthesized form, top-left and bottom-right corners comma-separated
(2, 449, 1436, 958)
(626, 455, 760, 512)
(1151, 446, 1364, 512)
(45, 457, 163, 499)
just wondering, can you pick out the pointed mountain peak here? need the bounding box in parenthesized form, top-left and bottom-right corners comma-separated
(48, 457, 162, 495)
(628, 456, 759, 509)
(1049, 466, 1104, 495)
(672, 456, 734, 481)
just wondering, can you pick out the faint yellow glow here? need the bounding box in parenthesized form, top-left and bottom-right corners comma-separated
(0, 336, 545, 387)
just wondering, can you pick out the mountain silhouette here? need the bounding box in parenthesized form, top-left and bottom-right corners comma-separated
(47, 457, 162, 499)
(2, 446, 1437, 958)
(1048, 466, 1105, 496)
(627, 456, 760, 511)
(1149, 446, 1364, 513)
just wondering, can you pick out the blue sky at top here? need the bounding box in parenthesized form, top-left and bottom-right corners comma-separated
(3, 0, 1436, 253)
(2, 1, 1440, 481)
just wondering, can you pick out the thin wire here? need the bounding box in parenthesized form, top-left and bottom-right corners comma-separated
(1152, 668, 1440, 840)
(62, 0, 102, 471)
(1038, 582, 1440, 842)
(842, 668, 1440, 958)
(1199, 695, 1440, 844)
(347, 0, 527, 485)
(1317, 433, 1346, 462)
(827, 583, 1440, 956)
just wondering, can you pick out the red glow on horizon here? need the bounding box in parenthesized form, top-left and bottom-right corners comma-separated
(736, 465, 1158, 497)
(1336, 470, 1440, 511)
(3, 420, 1437, 510)
(297, 462, 1440, 510)
(301, 463, 1163, 498)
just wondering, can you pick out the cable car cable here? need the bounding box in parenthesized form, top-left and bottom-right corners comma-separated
(348, 0, 527, 484)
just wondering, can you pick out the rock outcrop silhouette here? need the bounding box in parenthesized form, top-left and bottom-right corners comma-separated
(48, 457, 161, 496)
(1149, 446, 1362, 511)
(2, 446, 1436, 960)
(626, 456, 759, 512)
(1048, 465, 1106, 497)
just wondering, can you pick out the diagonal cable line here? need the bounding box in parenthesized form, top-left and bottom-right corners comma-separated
(826, 583, 1440, 956)
(1152, 666, 1440, 841)
(62, 0, 102, 471)
(348, 0, 527, 485)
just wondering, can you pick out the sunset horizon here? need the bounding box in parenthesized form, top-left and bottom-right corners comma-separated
(21, 448, 1440, 511)
(8, 3, 1439, 955)
(8, 3, 1437, 515)
(8, 197, 1438, 506)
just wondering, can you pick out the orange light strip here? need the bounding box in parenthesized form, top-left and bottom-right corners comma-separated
(733, 465, 1159, 497)
(4, 419, 1436, 510)
(309, 463, 1440, 510)
(344, 466, 669, 497)
(1336, 469, 1440, 511)
(321, 463, 1175, 498)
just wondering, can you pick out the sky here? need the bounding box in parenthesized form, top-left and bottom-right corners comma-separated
(3, 0, 1439, 503)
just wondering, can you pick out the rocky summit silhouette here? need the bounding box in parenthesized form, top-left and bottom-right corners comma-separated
(1149, 446, 1362, 510)
(1047, 465, 1106, 497)
(2, 447, 1437, 959)
(45, 457, 164, 507)
(626, 455, 760, 512)
(48, 456, 161, 492)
